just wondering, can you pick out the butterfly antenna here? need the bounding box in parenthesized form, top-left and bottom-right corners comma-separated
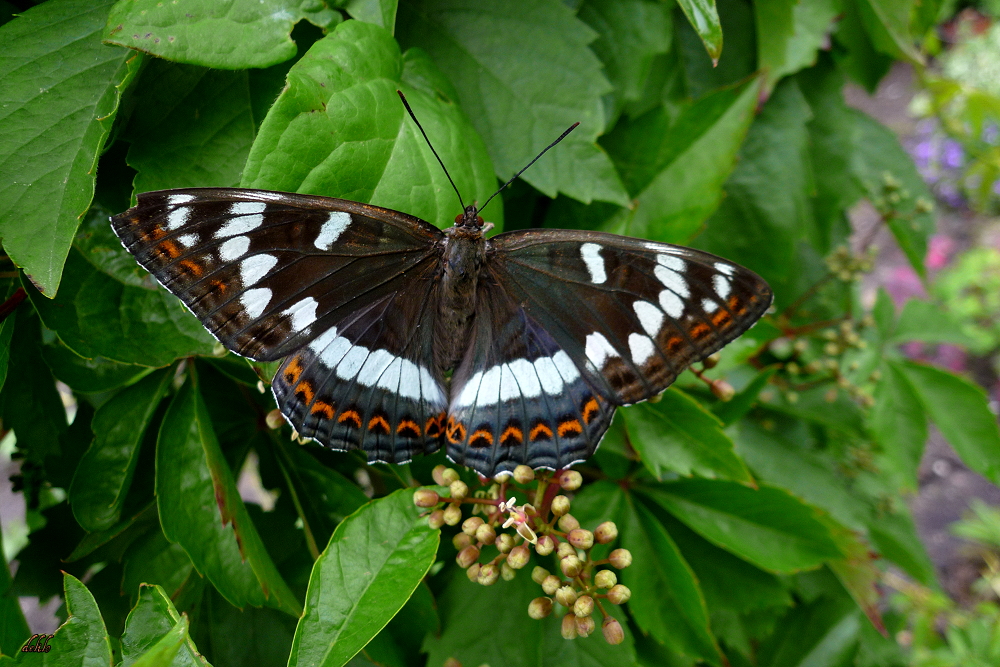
(479, 122, 580, 214)
(397, 90, 466, 212)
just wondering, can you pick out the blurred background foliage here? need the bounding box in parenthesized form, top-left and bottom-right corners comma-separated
(2, 0, 1000, 666)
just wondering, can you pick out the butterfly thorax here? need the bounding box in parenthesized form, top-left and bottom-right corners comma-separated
(434, 217, 486, 373)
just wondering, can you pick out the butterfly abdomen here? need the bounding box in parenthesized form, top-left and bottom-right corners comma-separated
(434, 227, 486, 373)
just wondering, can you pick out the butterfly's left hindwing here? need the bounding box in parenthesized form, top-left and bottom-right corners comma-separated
(112, 188, 450, 465)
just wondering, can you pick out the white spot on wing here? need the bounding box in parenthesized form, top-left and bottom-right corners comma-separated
(240, 254, 277, 286)
(219, 236, 249, 262)
(659, 289, 684, 318)
(702, 298, 719, 313)
(714, 262, 735, 276)
(499, 364, 521, 402)
(552, 350, 581, 382)
(628, 333, 655, 365)
(241, 287, 271, 319)
(166, 205, 192, 231)
(580, 243, 607, 284)
(308, 327, 339, 356)
(217, 201, 267, 238)
(533, 357, 563, 395)
(283, 296, 318, 332)
(177, 233, 197, 248)
(713, 274, 731, 300)
(476, 366, 502, 406)
(335, 345, 369, 380)
(654, 265, 689, 298)
(657, 254, 685, 272)
(315, 212, 351, 250)
(585, 332, 619, 368)
(420, 366, 446, 405)
(633, 300, 664, 336)
(317, 335, 353, 369)
(375, 356, 402, 393)
(394, 359, 422, 400)
(359, 349, 396, 385)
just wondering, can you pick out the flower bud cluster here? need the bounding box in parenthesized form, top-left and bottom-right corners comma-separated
(413, 464, 632, 645)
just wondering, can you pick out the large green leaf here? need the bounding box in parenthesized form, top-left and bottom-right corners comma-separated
(130, 616, 188, 667)
(603, 78, 759, 243)
(756, 591, 861, 667)
(121, 529, 195, 604)
(156, 376, 301, 615)
(26, 212, 217, 366)
(641, 480, 843, 573)
(41, 342, 154, 394)
(104, 0, 339, 69)
(755, 0, 839, 90)
(696, 78, 815, 285)
(577, 0, 672, 114)
(124, 59, 256, 193)
(622, 388, 752, 483)
(287, 490, 439, 667)
(898, 361, 1000, 485)
(621, 494, 721, 663)
(871, 360, 927, 492)
(121, 584, 209, 667)
(854, 0, 923, 64)
(0, 0, 142, 296)
(396, 0, 628, 205)
(70, 369, 173, 531)
(888, 299, 978, 347)
(423, 564, 637, 667)
(242, 20, 501, 229)
(3, 574, 111, 665)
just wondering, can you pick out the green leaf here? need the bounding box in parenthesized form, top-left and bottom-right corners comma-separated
(423, 565, 637, 667)
(156, 376, 301, 615)
(865, 505, 937, 588)
(870, 360, 927, 492)
(676, 0, 723, 63)
(712, 367, 776, 426)
(0, 0, 142, 296)
(396, 0, 629, 205)
(622, 388, 752, 483)
(696, 78, 815, 284)
(756, 592, 861, 667)
(4, 574, 111, 665)
(123, 60, 256, 192)
(26, 211, 217, 367)
(854, 0, 924, 64)
(0, 311, 66, 463)
(0, 309, 15, 394)
(621, 494, 721, 663)
(242, 20, 501, 229)
(121, 584, 208, 667)
(734, 421, 870, 532)
(41, 342, 154, 394)
(104, 0, 339, 69)
(130, 616, 187, 667)
(121, 529, 195, 603)
(888, 298, 978, 346)
(65, 502, 158, 563)
(0, 528, 29, 657)
(830, 0, 893, 93)
(344, 0, 399, 31)
(898, 361, 1000, 486)
(641, 479, 843, 573)
(577, 0, 672, 112)
(70, 369, 173, 531)
(602, 78, 759, 243)
(287, 489, 439, 667)
(755, 0, 840, 90)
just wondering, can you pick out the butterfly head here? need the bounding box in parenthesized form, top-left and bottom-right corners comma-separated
(455, 204, 485, 230)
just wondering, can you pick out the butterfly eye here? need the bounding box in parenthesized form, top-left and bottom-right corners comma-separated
(454, 213, 463, 224)
(476, 216, 484, 226)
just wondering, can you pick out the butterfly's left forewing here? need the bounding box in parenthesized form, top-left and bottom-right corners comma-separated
(112, 188, 450, 465)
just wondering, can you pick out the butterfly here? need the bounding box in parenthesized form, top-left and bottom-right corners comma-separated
(111, 99, 772, 478)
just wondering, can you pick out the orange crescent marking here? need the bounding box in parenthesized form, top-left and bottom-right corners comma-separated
(159, 240, 181, 258)
(500, 426, 523, 445)
(689, 323, 710, 339)
(397, 419, 421, 437)
(368, 415, 390, 434)
(469, 429, 494, 447)
(712, 309, 731, 327)
(283, 357, 304, 384)
(310, 400, 334, 419)
(178, 259, 203, 277)
(295, 381, 314, 404)
(338, 410, 362, 428)
(557, 419, 583, 437)
(446, 418, 466, 444)
(582, 398, 600, 424)
(728, 295, 746, 315)
(529, 422, 553, 441)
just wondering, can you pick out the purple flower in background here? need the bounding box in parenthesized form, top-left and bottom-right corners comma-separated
(983, 124, 999, 144)
(912, 138, 936, 168)
(886, 267, 927, 306)
(942, 139, 964, 169)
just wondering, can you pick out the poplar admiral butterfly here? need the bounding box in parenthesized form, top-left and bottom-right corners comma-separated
(111, 93, 772, 477)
